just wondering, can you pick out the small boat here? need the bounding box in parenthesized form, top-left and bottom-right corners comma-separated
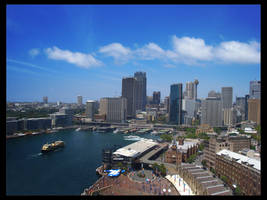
(75, 127, 81, 132)
(151, 130, 158, 135)
(41, 141, 65, 153)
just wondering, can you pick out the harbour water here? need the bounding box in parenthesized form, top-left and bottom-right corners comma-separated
(6, 129, 159, 195)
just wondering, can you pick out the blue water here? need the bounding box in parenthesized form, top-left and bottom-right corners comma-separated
(6, 130, 159, 195)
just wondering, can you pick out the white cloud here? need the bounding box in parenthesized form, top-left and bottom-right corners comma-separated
(135, 42, 166, 60)
(214, 41, 260, 64)
(29, 48, 40, 57)
(99, 43, 132, 64)
(45, 46, 103, 68)
(172, 36, 213, 61)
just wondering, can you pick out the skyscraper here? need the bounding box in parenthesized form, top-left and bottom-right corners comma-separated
(221, 87, 233, 109)
(86, 100, 96, 119)
(134, 72, 147, 111)
(77, 95, 83, 106)
(122, 77, 136, 118)
(208, 90, 221, 98)
(249, 81, 261, 99)
(153, 91, 161, 105)
(169, 83, 183, 125)
(248, 99, 261, 125)
(185, 79, 199, 100)
(43, 96, 48, 104)
(193, 79, 199, 100)
(186, 82, 194, 99)
(164, 96, 170, 113)
(245, 94, 250, 120)
(201, 97, 223, 127)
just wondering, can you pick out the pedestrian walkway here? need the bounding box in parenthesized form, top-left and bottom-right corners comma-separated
(165, 174, 195, 195)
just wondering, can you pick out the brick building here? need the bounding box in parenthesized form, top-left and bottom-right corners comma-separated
(215, 149, 261, 195)
(196, 124, 214, 135)
(177, 163, 232, 195)
(165, 138, 199, 164)
(204, 135, 251, 170)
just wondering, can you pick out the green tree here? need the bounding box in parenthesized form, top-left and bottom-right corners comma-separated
(160, 134, 173, 142)
(213, 127, 222, 134)
(221, 175, 228, 183)
(201, 160, 207, 167)
(198, 143, 204, 151)
(234, 185, 243, 196)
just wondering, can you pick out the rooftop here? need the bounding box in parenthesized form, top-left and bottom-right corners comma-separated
(216, 149, 260, 171)
(113, 139, 158, 158)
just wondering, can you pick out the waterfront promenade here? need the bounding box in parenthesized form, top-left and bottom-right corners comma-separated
(166, 174, 195, 195)
(83, 173, 180, 196)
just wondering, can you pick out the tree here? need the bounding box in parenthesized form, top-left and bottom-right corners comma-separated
(213, 127, 222, 134)
(221, 175, 228, 183)
(255, 125, 261, 135)
(234, 185, 243, 196)
(201, 160, 207, 167)
(198, 143, 204, 151)
(160, 134, 173, 142)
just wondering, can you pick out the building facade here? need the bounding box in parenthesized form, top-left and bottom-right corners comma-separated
(50, 113, 72, 127)
(201, 97, 223, 127)
(85, 100, 96, 119)
(100, 97, 127, 123)
(169, 83, 183, 125)
(153, 91, 161, 105)
(25, 117, 52, 130)
(215, 149, 260, 195)
(122, 77, 137, 118)
(134, 72, 147, 111)
(221, 87, 233, 109)
(249, 81, 261, 99)
(204, 135, 251, 170)
(248, 99, 261, 125)
(77, 95, 83, 106)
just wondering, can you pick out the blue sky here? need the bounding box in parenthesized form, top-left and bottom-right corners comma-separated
(6, 5, 261, 103)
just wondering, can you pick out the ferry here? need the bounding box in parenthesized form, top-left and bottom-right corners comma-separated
(41, 141, 65, 153)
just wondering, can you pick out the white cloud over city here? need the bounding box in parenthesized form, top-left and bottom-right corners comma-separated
(45, 46, 103, 68)
(43, 36, 260, 68)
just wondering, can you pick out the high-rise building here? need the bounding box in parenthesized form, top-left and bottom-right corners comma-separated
(208, 90, 221, 98)
(185, 79, 199, 100)
(248, 99, 261, 125)
(77, 95, 83, 106)
(223, 108, 235, 126)
(221, 87, 233, 109)
(153, 91, 161, 105)
(236, 97, 246, 121)
(86, 100, 96, 119)
(186, 82, 194, 99)
(164, 96, 170, 113)
(100, 97, 127, 123)
(122, 77, 136, 118)
(245, 94, 250, 120)
(201, 97, 223, 127)
(169, 83, 183, 125)
(43, 96, 48, 104)
(182, 99, 196, 118)
(249, 80, 261, 99)
(193, 79, 199, 100)
(134, 72, 147, 111)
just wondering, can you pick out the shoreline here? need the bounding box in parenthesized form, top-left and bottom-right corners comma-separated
(5, 125, 83, 140)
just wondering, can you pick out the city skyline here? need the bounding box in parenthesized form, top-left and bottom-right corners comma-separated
(7, 5, 261, 102)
